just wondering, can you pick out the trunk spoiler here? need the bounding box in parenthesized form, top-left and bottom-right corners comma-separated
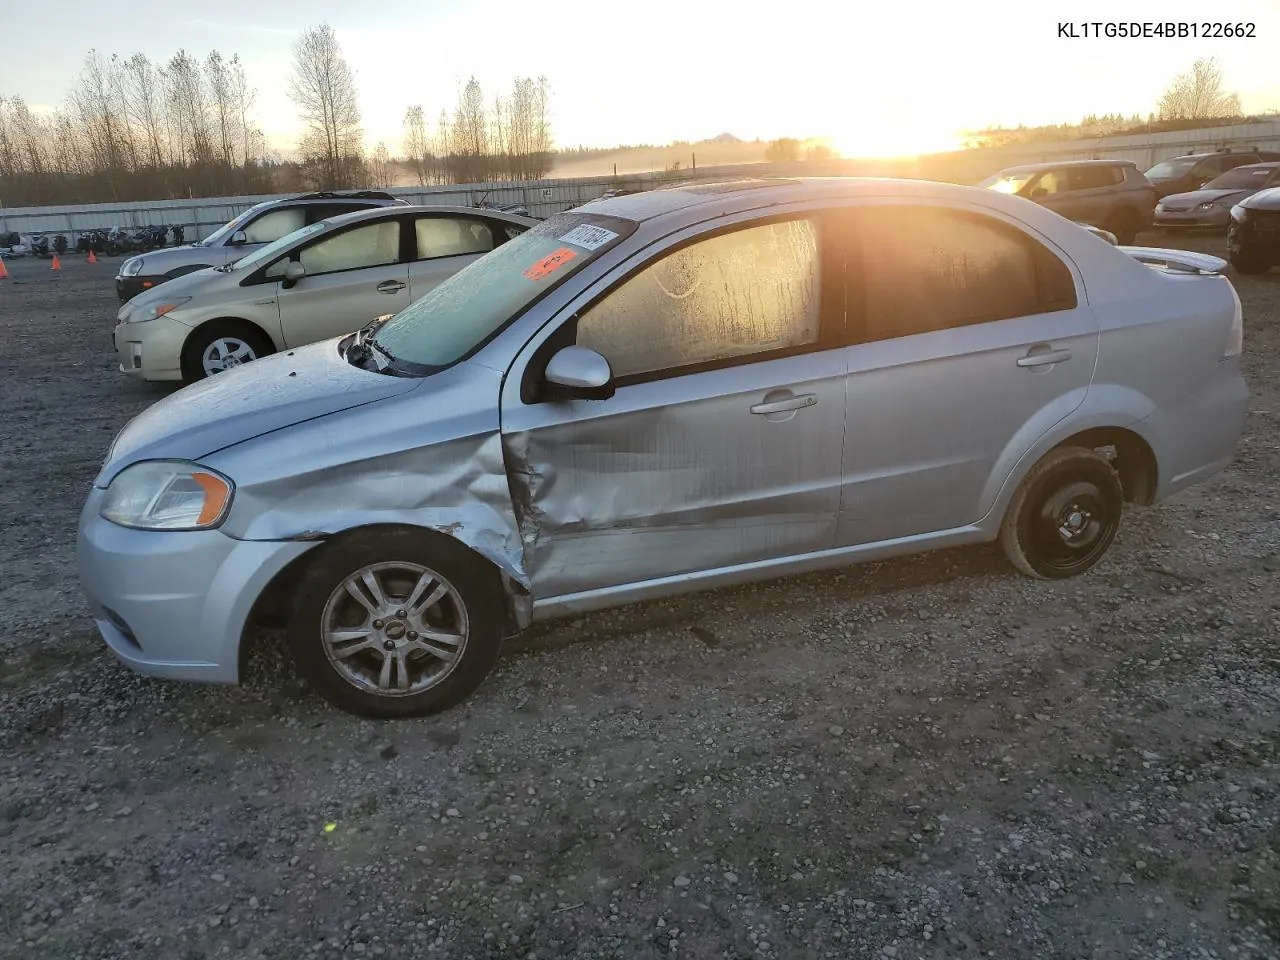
(1118, 246, 1228, 275)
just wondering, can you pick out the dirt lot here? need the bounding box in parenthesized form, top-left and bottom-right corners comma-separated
(1, 239, 1278, 960)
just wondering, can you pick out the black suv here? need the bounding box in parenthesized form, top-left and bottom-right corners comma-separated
(115, 191, 410, 302)
(1227, 185, 1280, 274)
(1144, 150, 1280, 200)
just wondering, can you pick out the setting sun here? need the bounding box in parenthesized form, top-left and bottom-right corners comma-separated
(829, 121, 967, 161)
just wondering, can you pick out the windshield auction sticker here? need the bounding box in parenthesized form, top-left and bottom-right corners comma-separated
(523, 247, 578, 281)
(559, 224, 619, 251)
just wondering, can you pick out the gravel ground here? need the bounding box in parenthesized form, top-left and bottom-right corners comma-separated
(1, 239, 1278, 960)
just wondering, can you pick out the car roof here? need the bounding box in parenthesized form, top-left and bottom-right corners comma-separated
(1162, 152, 1257, 162)
(994, 159, 1136, 175)
(315, 204, 537, 228)
(1226, 161, 1280, 171)
(577, 176, 1087, 224)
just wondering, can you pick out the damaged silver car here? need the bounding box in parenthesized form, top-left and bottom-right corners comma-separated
(77, 178, 1249, 717)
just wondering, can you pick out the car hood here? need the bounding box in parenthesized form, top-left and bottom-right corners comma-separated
(1239, 185, 1280, 211)
(1158, 188, 1250, 207)
(95, 339, 422, 485)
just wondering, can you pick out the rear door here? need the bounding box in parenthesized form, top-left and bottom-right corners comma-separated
(407, 214, 524, 300)
(274, 217, 410, 347)
(1066, 165, 1124, 224)
(833, 201, 1099, 546)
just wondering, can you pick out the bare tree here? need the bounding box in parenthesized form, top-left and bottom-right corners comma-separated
(452, 77, 488, 182)
(1157, 57, 1242, 120)
(121, 54, 166, 169)
(205, 51, 240, 172)
(367, 141, 393, 188)
(403, 105, 429, 186)
(288, 23, 363, 189)
(165, 50, 215, 169)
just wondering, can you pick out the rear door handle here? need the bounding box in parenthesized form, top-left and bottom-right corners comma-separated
(377, 280, 407, 294)
(1017, 348, 1072, 367)
(750, 394, 817, 415)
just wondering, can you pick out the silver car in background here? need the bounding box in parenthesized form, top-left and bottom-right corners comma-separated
(77, 177, 1249, 718)
(1155, 162, 1280, 229)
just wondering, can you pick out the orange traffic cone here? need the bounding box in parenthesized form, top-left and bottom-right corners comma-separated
(51, 255, 61, 271)
(0, 258, 9, 280)
(87, 250, 98, 264)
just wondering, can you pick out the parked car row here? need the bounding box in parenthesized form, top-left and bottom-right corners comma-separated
(81, 177, 1250, 718)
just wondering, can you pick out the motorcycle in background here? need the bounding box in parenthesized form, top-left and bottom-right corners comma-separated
(52, 234, 69, 256)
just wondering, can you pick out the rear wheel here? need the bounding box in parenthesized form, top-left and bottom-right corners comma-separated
(1000, 446, 1123, 580)
(181, 320, 274, 382)
(1227, 223, 1273, 274)
(286, 528, 508, 718)
(1103, 208, 1140, 246)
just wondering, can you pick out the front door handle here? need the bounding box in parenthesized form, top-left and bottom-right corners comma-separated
(1017, 347, 1072, 367)
(750, 394, 817, 415)
(377, 280, 407, 294)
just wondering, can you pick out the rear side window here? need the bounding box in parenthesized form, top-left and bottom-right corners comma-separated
(1069, 166, 1124, 190)
(850, 206, 1077, 344)
(242, 208, 305, 244)
(414, 217, 495, 260)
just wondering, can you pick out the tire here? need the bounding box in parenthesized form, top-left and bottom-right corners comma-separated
(285, 528, 508, 718)
(1103, 209, 1140, 246)
(180, 319, 275, 382)
(999, 446, 1123, 580)
(1227, 225, 1273, 274)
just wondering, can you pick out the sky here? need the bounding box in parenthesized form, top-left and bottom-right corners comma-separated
(3, 0, 1280, 157)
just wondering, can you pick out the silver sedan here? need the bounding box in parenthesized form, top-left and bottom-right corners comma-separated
(78, 177, 1249, 717)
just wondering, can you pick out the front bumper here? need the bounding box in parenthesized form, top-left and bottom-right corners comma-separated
(77, 489, 319, 683)
(1154, 209, 1230, 228)
(112, 315, 189, 381)
(116, 274, 170, 302)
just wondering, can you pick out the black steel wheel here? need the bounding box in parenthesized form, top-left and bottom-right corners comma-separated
(1000, 446, 1123, 580)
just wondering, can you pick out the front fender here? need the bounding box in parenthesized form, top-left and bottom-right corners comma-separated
(976, 383, 1159, 530)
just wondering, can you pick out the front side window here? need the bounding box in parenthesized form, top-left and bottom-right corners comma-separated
(852, 206, 1074, 343)
(575, 219, 821, 380)
(1032, 170, 1071, 195)
(267, 221, 400, 278)
(414, 217, 495, 260)
(242, 208, 306, 244)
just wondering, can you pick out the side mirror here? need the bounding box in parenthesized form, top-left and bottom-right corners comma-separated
(230, 230, 248, 246)
(542, 345, 615, 401)
(1028, 186, 1048, 201)
(281, 261, 306, 289)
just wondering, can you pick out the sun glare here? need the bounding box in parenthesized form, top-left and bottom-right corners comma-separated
(829, 120, 965, 160)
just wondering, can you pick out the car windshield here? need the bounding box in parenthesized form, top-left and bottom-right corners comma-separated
(198, 201, 274, 247)
(228, 221, 326, 273)
(979, 171, 1036, 194)
(1204, 166, 1277, 189)
(1145, 158, 1199, 180)
(372, 212, 636, 370)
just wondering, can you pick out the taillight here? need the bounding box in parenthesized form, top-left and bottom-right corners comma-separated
(1224, 281, 1243, 358)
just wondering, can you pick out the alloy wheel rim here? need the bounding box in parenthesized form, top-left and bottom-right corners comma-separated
(202, 337, 257, 375)
(320, 561, 470, 697)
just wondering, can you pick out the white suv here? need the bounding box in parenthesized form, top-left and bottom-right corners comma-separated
(113, 205, 537, 381)
(114, 191, 410, 302)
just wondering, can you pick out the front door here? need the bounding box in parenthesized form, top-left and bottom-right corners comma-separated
(500, 215, 848, 599)
(275, 219, 410, 347)
(833, 202, 1099, 545)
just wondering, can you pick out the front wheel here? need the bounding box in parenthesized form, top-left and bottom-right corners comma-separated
(180, 320, 274, 382)
(1000, 446, 1123, 580)
(286, 529, 509, 718)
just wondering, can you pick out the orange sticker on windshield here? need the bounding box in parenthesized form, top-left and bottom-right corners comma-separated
(523, 247, 577, 281)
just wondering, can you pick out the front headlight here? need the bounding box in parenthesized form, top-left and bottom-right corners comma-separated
(122, 256, 145, 277)
(1230, 204, 1249, 223)
(101, 460, 234, 530)
(124, 297, 191, 323)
